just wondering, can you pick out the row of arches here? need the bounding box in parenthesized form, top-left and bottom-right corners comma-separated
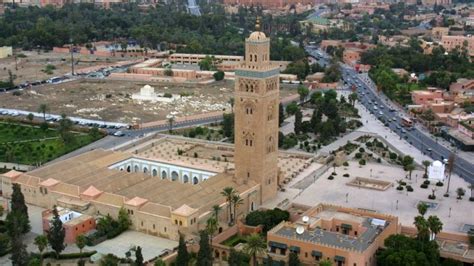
(120, 165, 200, 184)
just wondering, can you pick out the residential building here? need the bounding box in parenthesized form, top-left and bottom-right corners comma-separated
(42, 207, 96, 243)
(411, 89, 444, 105)
(441, 35, 474, 58)
(431, 27, 449, 40)
(449, 79, 474, 104)
(267, 203, 399, 266)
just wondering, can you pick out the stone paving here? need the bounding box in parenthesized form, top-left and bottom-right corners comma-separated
(292, 161, 473, 233)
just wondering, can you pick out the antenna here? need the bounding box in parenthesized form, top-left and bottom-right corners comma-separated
(302, 216, 309, 223)
(296, 225, 305, 235)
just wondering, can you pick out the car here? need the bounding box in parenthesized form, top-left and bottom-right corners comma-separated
(427, 148, 433, 152)
(374, 106, 378, 111)
(401, 129, 407, 134)
(113, 131, 125, 137)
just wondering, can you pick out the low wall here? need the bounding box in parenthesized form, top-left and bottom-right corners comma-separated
(0, 162, 34, 171)
(137, 111, 226, 130)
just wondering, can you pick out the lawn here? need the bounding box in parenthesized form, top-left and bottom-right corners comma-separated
(0, 122, 103, 165)
(221, 235, 247, 247)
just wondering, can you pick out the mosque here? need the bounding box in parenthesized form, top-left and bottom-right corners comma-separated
(0, 22, 313, 241)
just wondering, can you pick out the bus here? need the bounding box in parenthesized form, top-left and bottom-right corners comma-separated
(401, 117, 413, 128)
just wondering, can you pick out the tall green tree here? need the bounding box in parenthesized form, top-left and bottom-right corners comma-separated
(47, 206, 65, 258)
(422, 160, 431, 178)
(427, 215, 443, 240)
(278, 103, 285, 127)
(231, 194, 244, 223)
(243, 233, 266, 266)
(228, 248, 249, 266)
(135, 246, 144, 266)
(222, 113, 234, 139)
(176, 234, 189, 266)
(5, 183, 30, 237)
(197, 230, 212, 266)
(118, 207, 132, 231)
(297, 86, 309, 102)
(294, 108, 303, 134)
(76, 234, 86, 257)
(10, 237, 29, 266)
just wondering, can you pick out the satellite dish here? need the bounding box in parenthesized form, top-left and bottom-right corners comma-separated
(302, 216, 309, 223)
(296, 225, 305, 235)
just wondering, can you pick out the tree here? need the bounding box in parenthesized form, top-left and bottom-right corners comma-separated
(377, 234, 440, 266)
(228, 98, 235, 113)
(414, 215, 430, 242)
(5, 183, 30, 237)
(164, 68, 173, 76)
(154, 259, 166, 266)
(135, 246, 144, 266)
(231, 194, 244, 223)
(35, 235, 48, 265)
(206, 216, 218, 247)
(197, 230, 212, 266)
(348, 92, 358, 106)
(38, 104, 49, 122)
(76, 234, 86, 256)
(213, 71, 225, 81)
(406, 163, 415, 180)
(422, 160, 431, 178)
(402, 155, 414, 170)
(212, 204, 221, 220)
(289, 252, 300, 266)
(278, 103, 285, 126)
(319, 260, 332, 266)
(10, 237, 29, 266)
(427, 215, 443, 240)
(297, 86, 309, 102)
(27, 113, 34, 122)
(100, 253, 120, 266)
(58, 113, 73, 144)
(456, 187, 466, 200)
(176, 233, 189, 266)
(285, 102, 298, 116)
(243, 233, 266, 266)
(228, 249, 250, 266)
(221, 187, 236, 224)
(47, 206, 66, 258)
(417, 202, 428, 217)
(294, 108, 302, 134)
(199, 56, 216, 71)
(222, 113, 234, 139)
(118, 207, 132, 231)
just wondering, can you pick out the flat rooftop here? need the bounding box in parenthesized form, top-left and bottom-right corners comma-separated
(273, 218, 383, 252)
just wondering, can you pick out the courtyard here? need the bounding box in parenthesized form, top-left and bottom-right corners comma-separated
(292, 161, 473, 234)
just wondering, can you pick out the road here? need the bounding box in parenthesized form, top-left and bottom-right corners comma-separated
(306, 46, 474, 184)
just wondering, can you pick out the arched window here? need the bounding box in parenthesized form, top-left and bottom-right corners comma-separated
(161, 170, 167, 179)
(119, 167, 124, 171)
(193, 177, 199, 184)
(183, 175, 189, 183)
(126, 166, 131, 172)
(143, 167, 148, 174)
(179, 221, 183, 226)
(254, 55, 257, 62)
(134, 165, 139, 173)
(171, 171, 179, 181)
(246, 107, 253, 115)
(152, 169, 158, 177)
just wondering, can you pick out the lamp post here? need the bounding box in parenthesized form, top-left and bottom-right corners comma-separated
(70, 38, 75, 76)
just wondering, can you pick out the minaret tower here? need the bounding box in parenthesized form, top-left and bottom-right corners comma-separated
(233, 18, 279, 203)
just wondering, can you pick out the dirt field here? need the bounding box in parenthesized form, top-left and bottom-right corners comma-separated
(0, 79, 297, 123)
(0, 50, 127, 84)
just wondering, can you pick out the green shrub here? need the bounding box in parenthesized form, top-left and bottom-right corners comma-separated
(343, 162, 349, 167)
(436, 181, 444, 187)
(406, 186, 414, 192)
(328, 176, 334, 180)
(396, 186, 403, 191)
(359, 159, 366, 166)
(245, 208, 289, 233)
(423, 180, 430, 185)
(420, 183, 428, 189)
(343, 173, 349, 177)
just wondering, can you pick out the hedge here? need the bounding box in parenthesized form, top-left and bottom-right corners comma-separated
(40, 250, 97, 259)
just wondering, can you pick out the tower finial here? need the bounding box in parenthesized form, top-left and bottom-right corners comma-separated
(255, 16, 261, 31)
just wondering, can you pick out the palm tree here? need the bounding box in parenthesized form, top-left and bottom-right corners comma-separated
(348, 92, 358, 106)
(212, 204, 221, 220)
(221, 187, 236, 224)
(414, 215, 430, 241)
(427, 215, 443, 240)
(231, 194, 244, 223)
(406, 164, 415, 180)
(243, 233, 266, 266)
(417, 202, 428, 217)
(206, 216, 218, 248)
(422, 160, 431, 178)
(34, 235, 48, 265)
(38, 103, 49, 122)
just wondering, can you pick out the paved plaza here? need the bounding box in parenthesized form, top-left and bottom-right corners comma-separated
(292, 161, 473, 233)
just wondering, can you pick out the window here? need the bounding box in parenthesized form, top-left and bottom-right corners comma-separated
(141, 221, 143, 226)
(175, 220, 178, 225)
(179, 221, 183, 226)
(153, 224, 155, 229)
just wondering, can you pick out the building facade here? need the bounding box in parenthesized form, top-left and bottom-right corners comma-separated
(234, 20, 280, 204)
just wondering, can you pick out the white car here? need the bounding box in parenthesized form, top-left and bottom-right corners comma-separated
(113, 131, 125, 137)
